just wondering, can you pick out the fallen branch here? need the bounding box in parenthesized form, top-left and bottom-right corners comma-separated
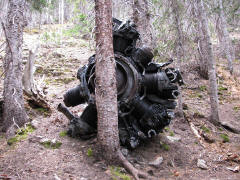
(184, 113, 205, 148)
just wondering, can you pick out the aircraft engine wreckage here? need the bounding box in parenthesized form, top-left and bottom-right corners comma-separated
(58, 19, 183, 149)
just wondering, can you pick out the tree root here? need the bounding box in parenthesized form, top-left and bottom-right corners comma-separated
(116, 150, 149, 180)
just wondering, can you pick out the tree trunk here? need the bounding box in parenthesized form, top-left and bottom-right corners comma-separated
(216, 0, 235, 74)
(95, 0, 120, 161)
(132, 0, 153, 48)
(0, 0, 9, 40)
(171, 0, 184, 117)
(95, 1, 148, 179)
(192, 0, 209, 79)
(196, 0, 220, 125)
(2, 0, 28, 133)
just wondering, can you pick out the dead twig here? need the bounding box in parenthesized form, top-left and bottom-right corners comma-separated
(184, 113, 206, 148)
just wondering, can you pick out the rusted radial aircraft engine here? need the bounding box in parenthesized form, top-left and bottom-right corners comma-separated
(60, 19, 183, 149)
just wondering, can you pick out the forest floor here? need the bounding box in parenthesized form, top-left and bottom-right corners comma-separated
(0, 25, 240, 180)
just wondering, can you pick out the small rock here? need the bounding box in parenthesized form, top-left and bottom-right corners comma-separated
(40, 138, 50, 144)
(166, 135, 181, 143)
(197, 159, 208, 170)
(149, 156, 163, 168)
(80, 177, 88, 180)
(51, 138, 57, 144)
(54, 174, 61, 180)
(226, 166, 239, 173)
(31, 120, 40, 129)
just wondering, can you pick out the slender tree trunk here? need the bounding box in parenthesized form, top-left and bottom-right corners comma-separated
(132, 0, 153, 48)
(61, 0, 64, 25)
(171, 0, 184, 117)
(216, 0, 235, 74)
(196, 0, 220, 125)
(58, 0, 61, 24)
(95, 1, 148, 179)
(0, 0, 9, 40)
(192, 0, 209, 79)
(2, 0, 28, 133)
(95, 0, 120, 162)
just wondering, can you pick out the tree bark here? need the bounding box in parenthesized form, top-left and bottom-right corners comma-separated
(95, 0, 120, 161)
(192, 0, 209, 79)
(132, 0, 153, 48)
(216, 0, 235, 74)
(196, 0, 220, 125)
(0, 0, 9, 40)
(2, 0, 28, 133)
(171, 0, 184, 117)
(95, 1, 148, 179)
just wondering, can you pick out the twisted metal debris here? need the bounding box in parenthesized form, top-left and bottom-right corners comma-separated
(58, 18, 183, 149)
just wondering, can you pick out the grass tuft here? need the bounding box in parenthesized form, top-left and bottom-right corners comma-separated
(220, 134, 229, 143)
(41, 140, 62, 149)
(110, 166, 131, 180)
(59, 131, 67, 137)
(7, 124, 35, 145)
(87, 148, 93, 157)
(201, 126, 210, 133)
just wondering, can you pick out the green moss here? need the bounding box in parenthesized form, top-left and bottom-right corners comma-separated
(36, 107, 47, 113)
(53, 141, 62, 149)
(35, 107, 50, 116)
(218, 86, 228, 91)
(161, 143, 170, 151)
(87, 148, 93, 157)
(110, 166, 131, 180)
(7, 124, 35, 145)
(169, 131, 175, 136)
(54, 77, 75, 84)
(199, 85, 207, 91)
(201, 126, 210, 133)
(59, 131, 67, 137)
(233, 106, 240, 112)
(41, 140, 62, 149)
(164, 127, 169, 132)
(7, 137, 18, 145)
(41, 141, 51, 148)
(220, 134, 229, 143)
